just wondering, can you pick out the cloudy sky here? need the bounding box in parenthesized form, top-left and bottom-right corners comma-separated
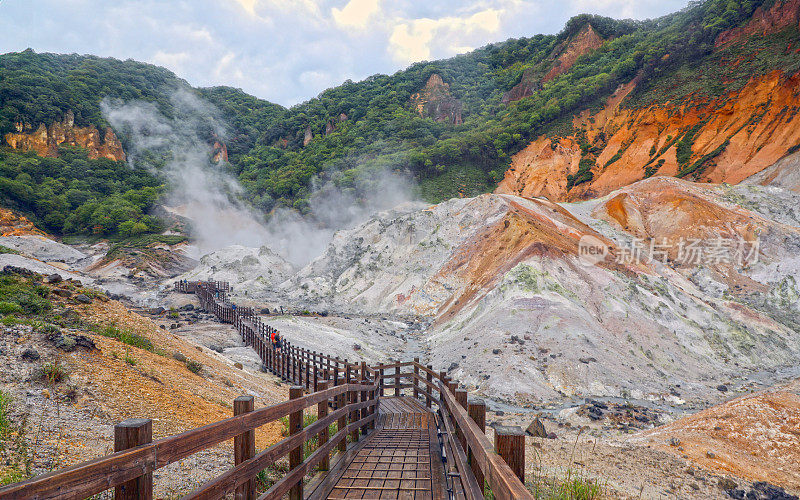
(0, 0, 689, 106)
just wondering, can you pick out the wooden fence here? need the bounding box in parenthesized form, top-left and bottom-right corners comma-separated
(0, 281, 533, 500)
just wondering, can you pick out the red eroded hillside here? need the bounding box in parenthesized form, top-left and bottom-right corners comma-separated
(497, 70, 800, 202)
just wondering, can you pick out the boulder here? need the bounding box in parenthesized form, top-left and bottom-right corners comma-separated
(21, 348, 40, 361)
(45, 273, 62, 284)
(526, 416, 548, 438)
(74, 294, 92, 304)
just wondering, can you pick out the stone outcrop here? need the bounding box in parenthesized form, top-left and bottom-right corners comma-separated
(211, 132, 228, 163)
(211, 139, 228, 163)
(502, 23, 604, 104)
(4, 110, 125, 161)
(502, 68, 541, 104)
(409, 74, 463, 124)
(497, 70, 800, 201)
(0, 208, 46, 237)
(715, 0, 800, 47)
(303, 125, 313, 146)
(324, 113, 348, 136)
(542, 23, 604, 83)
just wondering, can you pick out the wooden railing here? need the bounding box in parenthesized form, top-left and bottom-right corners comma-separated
(372, 361, 534, 500)
(0, 381, 378, 500)
(1, 281, 533, 500)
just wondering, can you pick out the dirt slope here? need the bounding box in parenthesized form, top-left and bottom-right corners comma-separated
(631, 378, 800, 490)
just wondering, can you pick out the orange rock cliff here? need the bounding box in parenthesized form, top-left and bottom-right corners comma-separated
(4, 110, 125, 161)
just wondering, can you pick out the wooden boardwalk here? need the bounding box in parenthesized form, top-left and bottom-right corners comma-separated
(0, 281, 534, 500)
(310, 397, 447, 499)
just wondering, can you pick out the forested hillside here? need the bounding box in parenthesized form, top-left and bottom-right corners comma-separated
(0, 0, 794, 237)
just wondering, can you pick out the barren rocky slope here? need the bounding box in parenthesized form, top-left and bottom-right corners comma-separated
(254, 176, 800, 409)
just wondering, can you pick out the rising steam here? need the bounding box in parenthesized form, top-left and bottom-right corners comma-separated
(102, 90, 418, 266)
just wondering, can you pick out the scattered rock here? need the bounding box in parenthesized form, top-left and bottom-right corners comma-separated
(492, 349, 501, 355)
(148, 307, 166, 315)
(717, 384, 729, 392)
(668, 437, 681, 447)
(51, 288, 72, 298)
(352, 343, 362, 351)
(21, 348, 40, 361)
(179, 304, 194, 311)
(45, 273, 62, 284)
(579, 357, 597, 364)
(74, 294, 92, 304)
(726, 481, 798, 499)
(718, 477, 737, 491)
(546, 432, 557, 440)
(706, 450, 716, 459)
(47, 332, 94, 352)
(173, 352, 187, 362)
(209, 345, 224, 354)
(260, 308, 271, 315)
(526, 416, 548, 438)
(448, 362, 459, 372)
(234, 362, 243, 370)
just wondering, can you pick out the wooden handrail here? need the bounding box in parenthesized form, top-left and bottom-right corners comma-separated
(0, 383, 375, 500)
(437, 389, 483, 500)
(183, 398, 377, 499)
(439, 381, 533, 500)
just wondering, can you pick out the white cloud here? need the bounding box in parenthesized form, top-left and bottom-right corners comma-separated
(389, 20, 437, 63)
(234, 0, 259, 16)
(332, 0, 382, 30)
(151, 50, 191, 70)
(214, 52, 245, 81)
(388, 8, 503, 64)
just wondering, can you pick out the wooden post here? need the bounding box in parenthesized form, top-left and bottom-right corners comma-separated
(395, 365, 401, 397)
(413, 357, 420, 401)
(313, 363, 318, 392)
(317, 380, 330, 471)
(379, 366, 385, 396)
(114, 419, 153, 500)
(426, 365, 433, 408)
(335, 367, 346, 453)
(360, 362, 367, 436)
(234, 396, 256, 500)
(455, 389, 468, 452)
(349, 376, 359, 444)
(494, 426, 525, 482)
(289, 386, 304, 500)
(468, 399, 486, 493)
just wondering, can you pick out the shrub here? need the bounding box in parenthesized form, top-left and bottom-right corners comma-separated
(95, 324, 154, 352)
(186, 359, 202, 374)
(0, 301, 23, 314)
(0, 275, 52, 316)
(0, 390, 12, 442)
(37, 361, 68, 385)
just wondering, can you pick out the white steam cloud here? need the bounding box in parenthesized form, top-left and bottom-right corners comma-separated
(102, 90, 419, 266)
(102, 90, 271, 258)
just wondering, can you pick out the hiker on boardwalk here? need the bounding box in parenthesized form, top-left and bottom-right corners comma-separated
(274, 331, 282, 352)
